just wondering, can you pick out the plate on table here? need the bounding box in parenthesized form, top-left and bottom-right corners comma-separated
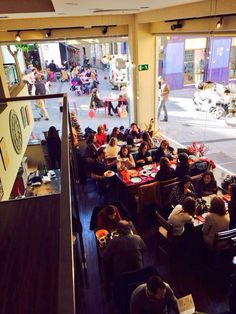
(130, 177, 142, 183)
(104, 170, 115, 177)
(140, 169, 152, 176)
(143, 164, 153, 170)
(150, 172, 157, 178)
(117, 141, 126, 146)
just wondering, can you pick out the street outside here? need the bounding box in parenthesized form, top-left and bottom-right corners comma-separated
(30, 71, 236, 176)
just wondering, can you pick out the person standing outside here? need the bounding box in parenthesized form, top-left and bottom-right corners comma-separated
(157, 76, 170, 122)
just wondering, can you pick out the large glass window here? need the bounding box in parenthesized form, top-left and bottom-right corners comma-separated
(229, 38, 236, 79)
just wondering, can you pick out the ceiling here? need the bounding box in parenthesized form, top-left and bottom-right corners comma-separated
(0, 0, 204, 19)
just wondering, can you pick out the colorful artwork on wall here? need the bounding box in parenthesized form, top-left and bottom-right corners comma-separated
(20, 106, 27, 128)
(0, 137, 9, 171)
(25, 105, 30, 125)
(0, 177, 3, 201)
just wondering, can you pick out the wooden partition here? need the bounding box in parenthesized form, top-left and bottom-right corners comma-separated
(0, 194, 60, 314)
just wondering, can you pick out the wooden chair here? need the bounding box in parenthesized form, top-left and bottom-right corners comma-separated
(155, 211, 173, 256)
(206, 228, 236, 272)
(134, 181, 161, 213)
(159, 180, 179, 218)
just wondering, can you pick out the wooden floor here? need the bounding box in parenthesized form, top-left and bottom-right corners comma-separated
(75, 180, 231, 314)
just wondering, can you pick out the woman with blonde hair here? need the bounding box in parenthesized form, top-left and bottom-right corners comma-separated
(106, 137, 119, 158)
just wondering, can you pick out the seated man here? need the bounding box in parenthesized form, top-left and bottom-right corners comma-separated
(125, 123, 141, 140)
(90, 88, 115, 116)
(130, 275, 179, 314)
(91, 147, 117, 197)
(103, 220, 146, 279)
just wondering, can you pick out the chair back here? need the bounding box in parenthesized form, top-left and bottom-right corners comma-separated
(160, 180, 179, 212)
(137, 181, 161, 212)
(155, 211, 173, 238)
(214, 228, 236, 250)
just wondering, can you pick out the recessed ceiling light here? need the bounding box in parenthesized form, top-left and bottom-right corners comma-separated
(140, 6, 149, 9)
(65, 2, 78, 5)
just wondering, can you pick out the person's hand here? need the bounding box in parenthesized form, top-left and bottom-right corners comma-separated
(184, 188, 192, 194)
(147, 156, 152, 161)
(137, 159, 145, 164)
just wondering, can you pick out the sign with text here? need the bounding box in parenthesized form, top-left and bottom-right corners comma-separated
(138, 64, 149, 71)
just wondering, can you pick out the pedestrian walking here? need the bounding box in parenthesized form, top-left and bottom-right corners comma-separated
(157, 76, 169, 122)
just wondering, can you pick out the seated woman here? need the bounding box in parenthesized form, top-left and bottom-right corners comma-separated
(118, 145, 135, 169)
(155, 157, 176, 182)
(97, 205, 122, 232)
(117, 86, 129, 112)
(228, 183, 236, 229)
(142, 131, 155, 149)
(135, 141, 152, 167)
(90, 88, 115, 116)
(202, 196, 230, 247)
(106, 137, 119, 158)
(96, 124, 107, 147)
(168, 197, 196, 236)
(169, 175, 197, 207)
(195, 171, 218, 198)
(153, 139, 175, 163)
(107, 126, 120, 142)
(84, 134, 97, 159)
(175, 153, 191, 179)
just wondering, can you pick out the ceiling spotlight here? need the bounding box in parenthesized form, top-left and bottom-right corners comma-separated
(102, 26, 108, 35)
(15, 31, 21, 41)
(170, 21, 182, 31)
(45, 30, 51, 38)
(216, 16, 223, 29)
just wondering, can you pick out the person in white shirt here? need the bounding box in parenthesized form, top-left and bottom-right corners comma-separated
(106, 137, 119, 158)
(157, 76, 170, 122)
(168, 197, 195, 236)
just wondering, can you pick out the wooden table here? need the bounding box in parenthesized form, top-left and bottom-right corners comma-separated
(25, 169, 61, 197)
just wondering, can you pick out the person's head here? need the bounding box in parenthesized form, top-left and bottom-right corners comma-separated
(51, 60, 54, 63)
(97, 125, 104, 135)
(48, 126, 58, 138)
(111, 127, 119, 137)
(146, 276, 166, 300)
(182, 197, 196, 217)
(159, 157, 171, 171)
(202, 171, 215, 185)
(97, 147, 106, 160)
(86, 134, 96, 144)
(160, 140, 169, 150)
(142, 132, 151, 143)
(139, 141, 148, 154)
(158, 76, 164, 84)
(119, 145, 129, 158)
(178, 153, 189, 166)
(180, 175, 192, 190)
(127, 135, 134, 146)
(120, 125, 125, 133)
(103, 205, 117, 221)
(109, 137, 117, 147)
(210, 196, 226, 216)
(130, 123, 138, 132)
(117, 220, 132, 235)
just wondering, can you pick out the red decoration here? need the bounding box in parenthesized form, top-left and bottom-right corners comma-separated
(88, 109, 95, 118)
(104, 76, 107, 80)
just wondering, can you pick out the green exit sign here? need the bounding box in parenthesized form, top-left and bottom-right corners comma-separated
(138, 64, 149, 71)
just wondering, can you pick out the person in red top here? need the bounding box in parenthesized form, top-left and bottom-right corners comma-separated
(97, 205, 122, 231)
(96, 124, 107, 147)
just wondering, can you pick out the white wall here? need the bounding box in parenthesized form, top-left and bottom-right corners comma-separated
(39, 43, 61, 68)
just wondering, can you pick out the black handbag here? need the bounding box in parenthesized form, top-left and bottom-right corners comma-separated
(221, 175, 236, 190)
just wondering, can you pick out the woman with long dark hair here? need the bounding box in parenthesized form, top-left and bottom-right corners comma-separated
(155, 157, 176, 182)
(135, 141, 152, 167)
(195, 171, 218, 197)
(46, 126, 61, 169)
(175, 153, 190, 179)
(169, 175, 196, 207)
(118, 145, 135, 168)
